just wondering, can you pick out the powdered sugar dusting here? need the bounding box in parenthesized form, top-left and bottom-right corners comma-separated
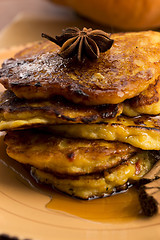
(26, 53, 62, 78)
(4, 52, 65, 82)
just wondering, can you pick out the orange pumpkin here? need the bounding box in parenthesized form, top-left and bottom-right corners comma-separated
(52, 0, 160, 30)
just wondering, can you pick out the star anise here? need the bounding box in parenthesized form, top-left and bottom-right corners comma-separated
(41, 27, 114, 61)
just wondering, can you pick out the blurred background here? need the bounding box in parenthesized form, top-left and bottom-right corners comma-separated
(0, 0, 79, 48)
(0, 0, 63, 31)
(0, 0, 160, 48)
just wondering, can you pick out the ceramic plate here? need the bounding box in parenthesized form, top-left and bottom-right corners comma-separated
(0, 48, 160, 240)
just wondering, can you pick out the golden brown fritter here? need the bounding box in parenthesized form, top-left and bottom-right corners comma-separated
(31, 151, 155, 199)
(4, 129, 136, 175)
(49, 115, 160, 150)
(123, 77, 160, 116)
(0, 90, 122, 131)
(1, 31, 160, 105)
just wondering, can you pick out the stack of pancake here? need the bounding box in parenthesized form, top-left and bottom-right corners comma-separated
(0, 30, 160, 199)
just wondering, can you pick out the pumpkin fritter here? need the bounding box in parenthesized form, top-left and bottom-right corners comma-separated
(123, 77, 160, 116)
(0, 90, 122, 131)
(49, 115, 160, 150)
(31, 151, 155, 199)
(4, 129, 137, 175)
(1, 31, 160, 105)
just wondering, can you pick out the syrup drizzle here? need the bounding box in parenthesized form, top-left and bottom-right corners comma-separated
(46, 187, 141, 223)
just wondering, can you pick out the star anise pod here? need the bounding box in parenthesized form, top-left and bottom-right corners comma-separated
(41, 27, 114, 61)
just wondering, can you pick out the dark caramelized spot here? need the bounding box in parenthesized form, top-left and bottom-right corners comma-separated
(67, 152, 75, 162)
(35, 81, 42, 87)
(135, 160, 141, 175)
